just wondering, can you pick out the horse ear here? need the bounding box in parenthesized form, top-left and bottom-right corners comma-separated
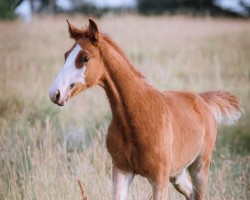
(88, 19, 99, 44)
(66, 19, 83, 40)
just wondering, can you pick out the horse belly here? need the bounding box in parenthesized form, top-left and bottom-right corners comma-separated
(170, 131, 204, 175)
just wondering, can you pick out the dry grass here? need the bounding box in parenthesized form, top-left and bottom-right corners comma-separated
(0, 14, 249, 200)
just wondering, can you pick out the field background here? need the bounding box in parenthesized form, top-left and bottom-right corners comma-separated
(0, 15, 249, 199)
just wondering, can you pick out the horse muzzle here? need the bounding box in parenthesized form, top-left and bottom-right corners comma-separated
(49, 87, 70, 106)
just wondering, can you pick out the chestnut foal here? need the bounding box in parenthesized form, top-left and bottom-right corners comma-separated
(49, 19, 242, 200)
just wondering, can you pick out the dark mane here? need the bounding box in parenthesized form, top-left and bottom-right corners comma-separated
(101, 34, 145, 79)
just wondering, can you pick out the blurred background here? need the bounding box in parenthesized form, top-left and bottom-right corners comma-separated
(2, 0, 250, 21)
(0, 0, 249, 199)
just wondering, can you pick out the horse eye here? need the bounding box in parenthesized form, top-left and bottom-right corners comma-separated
(81, 57, 89, 63)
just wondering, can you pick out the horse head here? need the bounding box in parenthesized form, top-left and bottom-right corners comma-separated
(49, 19, 104, 106)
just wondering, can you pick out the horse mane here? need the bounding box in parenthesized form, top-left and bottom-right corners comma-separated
(101, 34, 145, 79)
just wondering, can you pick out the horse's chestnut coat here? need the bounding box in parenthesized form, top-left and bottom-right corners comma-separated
(49, 19, 242, 200)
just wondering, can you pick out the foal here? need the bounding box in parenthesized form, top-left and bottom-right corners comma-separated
(49, 19, 242, 200)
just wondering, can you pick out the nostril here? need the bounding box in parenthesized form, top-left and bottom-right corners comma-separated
(70, 83, 75, 89)
(55, 90, 60, 102)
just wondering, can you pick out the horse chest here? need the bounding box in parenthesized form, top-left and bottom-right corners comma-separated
(106, 123, 169, 176)
(106, 126, 134, 171)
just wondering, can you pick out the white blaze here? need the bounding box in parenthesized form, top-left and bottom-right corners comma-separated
(49, 44, 86, 102)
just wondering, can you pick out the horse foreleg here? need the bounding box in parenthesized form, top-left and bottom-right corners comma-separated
(150, 181, 169, 200)
(148, 174, 169, 200)
(111, 165, 134, 200)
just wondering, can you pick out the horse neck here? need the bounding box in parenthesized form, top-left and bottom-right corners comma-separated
(100, 40, 148, 126)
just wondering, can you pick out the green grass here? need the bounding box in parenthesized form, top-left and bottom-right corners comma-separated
(0, 14, 249, 199)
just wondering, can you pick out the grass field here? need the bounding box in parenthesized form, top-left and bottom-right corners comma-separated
(0, 14, 250, 200)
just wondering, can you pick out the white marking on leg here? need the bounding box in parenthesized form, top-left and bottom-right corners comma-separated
(175, 170, 193, 193)
(112, 166, 134, 200)
(171, 169, 193, 199)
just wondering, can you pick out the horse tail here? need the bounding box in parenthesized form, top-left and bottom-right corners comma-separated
(200, 90, 243, 125)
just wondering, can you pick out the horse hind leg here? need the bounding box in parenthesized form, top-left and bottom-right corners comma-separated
(188, 155, 211, 200)
(170, 169, 193, 200)
(188, 128, 216, 200)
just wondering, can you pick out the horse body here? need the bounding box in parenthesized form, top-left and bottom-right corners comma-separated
(49, 19, 242, 200)
(101, 35, 214, 180)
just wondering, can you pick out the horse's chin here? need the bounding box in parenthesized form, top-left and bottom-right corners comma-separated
(55, 102, 65, 106)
